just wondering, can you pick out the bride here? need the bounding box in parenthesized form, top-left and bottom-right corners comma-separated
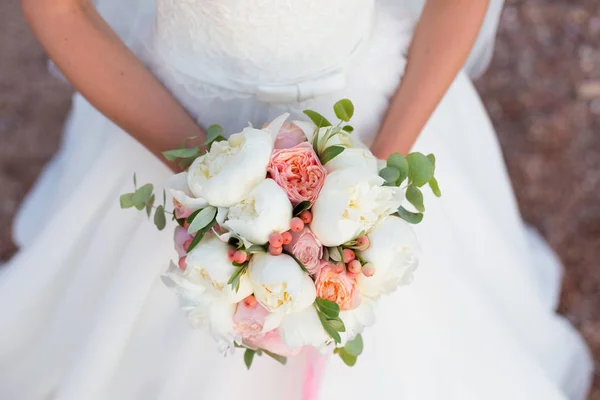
(1, 0, 593, 399)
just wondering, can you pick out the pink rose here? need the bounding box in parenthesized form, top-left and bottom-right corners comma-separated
(267, 142, 327, 206)
(274, 122, 307, 149)
(245, 330, 301, 357)
(174, 226, 192, 257)
(315, 265, 359, 311)
(283, 227, 324, 276)
(233, 297, 270, 339)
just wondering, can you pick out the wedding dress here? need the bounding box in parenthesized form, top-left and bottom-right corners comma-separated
(0, 0, 593, 399)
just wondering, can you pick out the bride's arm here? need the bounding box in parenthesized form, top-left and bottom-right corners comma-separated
(22, 0, 205, 160)
(371, 0, 490, 158)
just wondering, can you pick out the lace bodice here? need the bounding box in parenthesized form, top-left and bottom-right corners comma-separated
(153, 0, 375, 94)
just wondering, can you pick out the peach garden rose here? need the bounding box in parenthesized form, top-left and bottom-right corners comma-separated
(274, 122, 308, 149)
(267, 142, 327, 206)
(315, 264, 359, 311)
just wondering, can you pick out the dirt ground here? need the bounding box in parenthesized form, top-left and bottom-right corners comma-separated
(1, 0, 599, 397)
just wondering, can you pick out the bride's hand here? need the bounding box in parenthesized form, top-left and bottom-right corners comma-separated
(22, 0, 205, 164)
(371, 0, 489, 159)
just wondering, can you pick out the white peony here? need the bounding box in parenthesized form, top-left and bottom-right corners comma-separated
(162, 261, 239, 353)
(278, 306, 330, 350)
(310, 168, 405, 247)
(218, 179, 292, 245)
(183, 234, 253, 303)
(356, 216, 421, 298)
(186, 114, 288, 207)
(248, 253, 316, 314)
(166, 172, 208, 212)
(339, 298, 376, 343)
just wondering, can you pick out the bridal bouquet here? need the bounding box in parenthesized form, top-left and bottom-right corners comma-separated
(121, 100, 440, 368)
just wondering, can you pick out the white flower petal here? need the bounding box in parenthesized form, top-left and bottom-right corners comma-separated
(357, 216, 421, 298)
(278, 307, 330, 349)
(185, 234, 253, 302)
(249, 253, 316, 314)
(311, 168, 405, 246)
(339, 298, 376, 343)
(167, 172, 208, 211)
(221, 179, 292, 245)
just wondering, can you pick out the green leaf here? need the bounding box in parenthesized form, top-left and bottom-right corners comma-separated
(406, 185, 425, 212)
(227, 265, 247, 292)
(120, 193, 134, 209)
(178, 157, 196, 170)
(344, 334, 364, 356)
(336, 348, 358, 366)
(154, 205, 167, 230)
(262, 349, 287, 365)
(315, 298, 340, 319)
(387, 153, 409, 185)
(132, 184, 154, 210)
(187, 219, 217, 253)
(188, 206, 217, 234)
(206, 124, 223, 144)
(333, 99, 354, 122)
(342, 125, 354, 133)
(244, 349, 256, 369)
(397, 206, 423, 224)
(246, 245, 267, 253)
(293, 200, 311, 217)
(320, 145, 345, 165)
(429, 177, 442, 197)
(328, 318, 346, 332)
(303, 110, 332, 128)
(406, 152, 434, 187)
(162, 147, 201, 162)
(133, 173, 137, 188)
(317, 311, 341, 344)
(146, 194, 155, 218)
(427, 153, 436, 169)
(379, 167, 401, 185)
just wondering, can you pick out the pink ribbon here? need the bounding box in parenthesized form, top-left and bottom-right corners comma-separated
(303, 348, 328, 400)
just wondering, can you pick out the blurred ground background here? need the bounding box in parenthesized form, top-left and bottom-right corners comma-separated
(1, 0, 599, 397)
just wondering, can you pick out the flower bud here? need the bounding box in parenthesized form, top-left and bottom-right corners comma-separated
(343, 248, 356, 264)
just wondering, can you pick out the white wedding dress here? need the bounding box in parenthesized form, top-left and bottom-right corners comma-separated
(0, 0, 593, 399)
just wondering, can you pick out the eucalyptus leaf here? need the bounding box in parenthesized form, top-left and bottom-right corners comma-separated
(333, 99, 354, 122)
(244, 349, 255, 369)
(293, 200, 311, 217)
(163, 189, 166, 207)
(344, 334, 364, 357)
(406, 185, 425, 212)
(320, 145, 345, 165)
(120, 193, 134, 209)
(146, 194, 155, 218)
(406, 152, 434, 187)
(397, 206, 424, 224)
(303, 110, 332, 128)
(427, 153, 436, 169)
(188, 206, 217, 234)
(206, 124, 223, 144)
(162, 147, 201, 162)
(317, 311, 341, 344)
(132, 184, 153, 210)
(336, 348, 358, 366)
(379, 167, 401, 185)
(154, 205, 167, 230)
(342, 125, 354, 133)
(429, 177, 442, 197)
(133, 173, 137, 188)
(387, 153, 409, 185)
(315, 298, 340, 319)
